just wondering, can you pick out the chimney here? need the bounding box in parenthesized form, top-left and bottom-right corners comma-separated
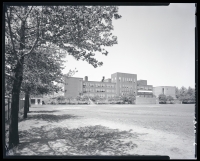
(101, 76, 105, 82)
(85, 76, 88, 81)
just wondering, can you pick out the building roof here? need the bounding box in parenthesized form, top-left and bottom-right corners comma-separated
(65, 76, 83, 79)
(111, 72, 137, 75)
(138, 90, 153, 93)
(83, 80, 116, 84)
(153, 86, 176, 88)
(138, 84, 153, 87)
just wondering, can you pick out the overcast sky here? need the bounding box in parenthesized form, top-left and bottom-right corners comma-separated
(63, 3, 195, 89)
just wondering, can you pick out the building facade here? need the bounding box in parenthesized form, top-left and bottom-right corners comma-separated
(137, 80, 153, 98)
(83, 77, 116, 98)
(30, 95, 43, 105)
(64, 72, 138, 99)
(64, 77, 83, 97)
(63, 72, 176, 104)
(153, 86, 176, 99)
(111, 72, 137, 96)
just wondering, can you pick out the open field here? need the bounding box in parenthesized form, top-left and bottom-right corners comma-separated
(6, 104, 195, 159)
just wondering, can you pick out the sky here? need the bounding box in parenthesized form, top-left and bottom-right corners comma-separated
(63, 3, 195, 89)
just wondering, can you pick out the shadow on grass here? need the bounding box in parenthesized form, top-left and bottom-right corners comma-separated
(29, 110, 59, 113)
(12, 125, 138, 156)
(20, 114, 79, 123)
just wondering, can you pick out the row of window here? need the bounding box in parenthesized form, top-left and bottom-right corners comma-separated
(83, 94, 115, 98)
(139, 95, 153, 98)
(119, 85, 136, 89)
(107, 94, 115, 98)
(138, 86, 152, 90)
(112, 77, 136, 83)
(120, 89, 136, 92)
(83, 89, 115, 93)
(120, 91, 135, 94)
(83, 83, 115, 88)
(137, 92, 153, 95)
(121, 93, 134, 96)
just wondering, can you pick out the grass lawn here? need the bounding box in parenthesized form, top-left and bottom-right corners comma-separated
(5, 104, 195, 159)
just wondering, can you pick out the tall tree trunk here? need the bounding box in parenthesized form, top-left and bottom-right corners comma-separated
(24, 92, 29, 119)
(27, 95, 30, 112)
(9, 60, 24, 149)
(9, 20, 25, 149)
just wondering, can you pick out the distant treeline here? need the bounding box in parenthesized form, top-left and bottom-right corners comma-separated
(159, 86, 195, 104)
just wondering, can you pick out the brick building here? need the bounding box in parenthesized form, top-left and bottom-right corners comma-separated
(63, 72, 176, 104)
(111, 72, 137, 96)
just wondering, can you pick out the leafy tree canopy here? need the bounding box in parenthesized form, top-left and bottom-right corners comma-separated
(158, 94, 167, 102)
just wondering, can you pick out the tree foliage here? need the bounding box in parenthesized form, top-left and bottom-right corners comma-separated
(56, 95, 66, 104)
(166, 95, 174, 101)
(21, 46, 66, 95)
(158, 94, 167, 103)
(5, 5, 121, 148)
(121, 94, 135, 104)
(175, 86, 195, 103)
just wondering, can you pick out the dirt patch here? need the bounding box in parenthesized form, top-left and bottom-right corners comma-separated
(8, 125, 138, 156)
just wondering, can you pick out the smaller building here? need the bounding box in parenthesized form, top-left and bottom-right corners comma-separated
(30, 94, 43, 105)
(135, 79, 155, 104)
(153, 86, 176, 99)
(137, 80, 153, 98)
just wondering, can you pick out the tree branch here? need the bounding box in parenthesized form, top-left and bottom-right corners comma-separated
(25, 33, 36, 39)
(22, 13, 40, 57)
(24, 6, 33, 21)
(6, 9, 22, 66)
(12, 7, 24, 21)
(5, 73, 18, 81)
(24, 26, 36, 30)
